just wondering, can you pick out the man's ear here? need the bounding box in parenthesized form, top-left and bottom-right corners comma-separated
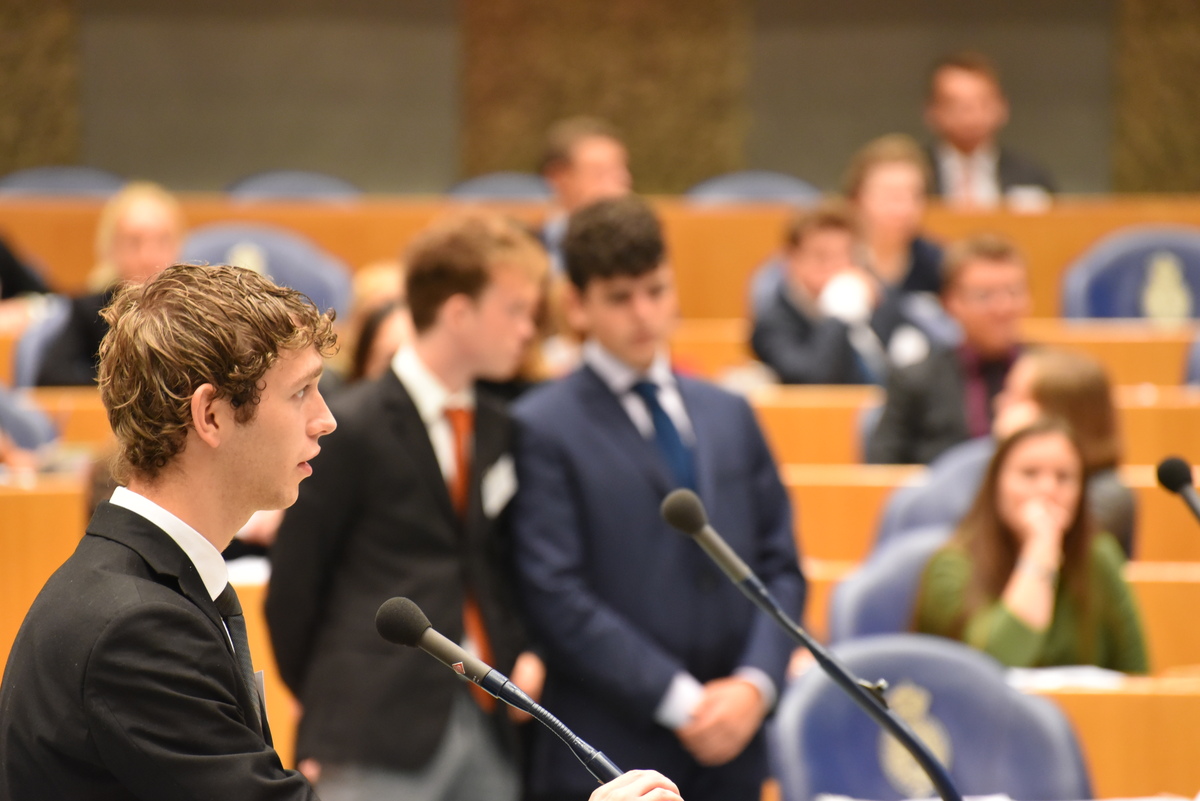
(190, 384, 226, 449)
(562, 281, 590, 336)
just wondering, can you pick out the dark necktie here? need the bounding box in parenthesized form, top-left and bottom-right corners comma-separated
(215, 583, 262, 725)
(631, 380, 696, 490)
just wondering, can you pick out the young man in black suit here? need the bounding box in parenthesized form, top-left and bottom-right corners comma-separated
(266, 214, 548, 801)
(0, 263, 337, 798)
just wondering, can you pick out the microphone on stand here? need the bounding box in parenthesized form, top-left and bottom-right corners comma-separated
(660, 489, 963, 801)
(375, 597, 623, 785)
(1156, 457, 1200, 524)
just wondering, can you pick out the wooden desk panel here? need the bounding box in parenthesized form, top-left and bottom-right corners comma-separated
(750, 385, 882, 465)
(26, 386, 113, 447)
(1036, 677, 1200, 798)
(7, 196, 1200, 319)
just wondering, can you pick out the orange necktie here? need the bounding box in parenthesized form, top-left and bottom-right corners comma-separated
(444, 406, 496, 712)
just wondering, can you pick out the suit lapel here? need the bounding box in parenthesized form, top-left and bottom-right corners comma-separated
(379, 371, 458, 528)
(576, 367, 673, 496)
(85, 503, 266, 740)
(677, 378, 717, 505)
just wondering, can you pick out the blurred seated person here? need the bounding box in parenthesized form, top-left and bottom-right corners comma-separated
(910, 348, 1135, 557)
(540, 116, 632, 273)
(0, 236, 51, 300)
(0, 385, 59, 476)
(750, 201, 887, 384)
(35, 182, 182, 386)
(866, 232, 1029, 464)
(348, 300, 413, 383)
(913, 418, 1147, 672)
(843, 134, 942, 297)
(924, 51, 1056, 209)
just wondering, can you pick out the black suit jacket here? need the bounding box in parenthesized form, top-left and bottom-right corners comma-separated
(0, 503, 313, 800)
(750, 285, 869, 385)
(36, 289, 113, 386)
(266, 370, 527, 771)
(866, 346, 971, 465)
(926, 143, 1057, 197)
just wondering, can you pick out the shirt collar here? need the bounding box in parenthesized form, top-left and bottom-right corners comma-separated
(391, 346, 475, 425)
(937, 140, 998, 169)
(108, 485, 229, 601)
(582, 339, 675, 396)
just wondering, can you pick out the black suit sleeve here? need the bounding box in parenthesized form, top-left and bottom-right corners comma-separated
(750, 297, 861, 385)
(85, 601, 317, 800)
(35, 294, 108, 387)
(266, 411, 366, 694)
(866, 362, 921, 464)
(0, 238, 50, 298)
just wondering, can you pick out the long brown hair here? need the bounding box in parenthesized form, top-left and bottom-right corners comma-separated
(947, 417, 1095, 638)
(1023, 348, 1122, 473)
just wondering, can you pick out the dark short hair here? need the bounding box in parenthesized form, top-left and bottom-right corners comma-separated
(540, 116, 623, 175)
(941, 232, 1024, 295)
(928, 51, 1003, 100)
(783, 199, 860, 252)
(404, 213, 547, 333)
(563, 196, 665, 290)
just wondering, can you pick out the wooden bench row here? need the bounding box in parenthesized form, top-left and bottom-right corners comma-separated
(5, 196, 1200, 319)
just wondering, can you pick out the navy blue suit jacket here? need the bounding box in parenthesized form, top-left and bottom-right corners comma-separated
(510, 366, 804, 797)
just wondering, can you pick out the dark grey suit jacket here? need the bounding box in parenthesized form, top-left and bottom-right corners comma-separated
(926, 143, 1057, 197)
(866, 346, 972, 465)
(267, 370, 527, 771)
(0, 503, 313, 800)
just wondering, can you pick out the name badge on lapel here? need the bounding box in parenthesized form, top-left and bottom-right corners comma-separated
(481, 454, 517, 519)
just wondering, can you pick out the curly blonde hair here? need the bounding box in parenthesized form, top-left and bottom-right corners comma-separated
(98, 263, 337, 483)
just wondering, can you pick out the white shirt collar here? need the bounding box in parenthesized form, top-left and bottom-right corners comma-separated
(108, 485, 229, 601)
(582, 339, 675, 395)
(391, 346, 475, 425)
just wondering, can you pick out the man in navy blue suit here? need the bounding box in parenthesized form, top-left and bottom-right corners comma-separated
(510, 196, 805, 801)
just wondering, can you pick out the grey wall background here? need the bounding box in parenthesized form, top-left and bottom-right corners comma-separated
(77, 0, 1115, 193)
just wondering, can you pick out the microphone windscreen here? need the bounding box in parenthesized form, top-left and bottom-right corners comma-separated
(375, 597, 431, 646)
(661, 489, 708, 535)
(1157, 457, 1194, 494)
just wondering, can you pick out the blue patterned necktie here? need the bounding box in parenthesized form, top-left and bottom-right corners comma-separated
(631, 380, 696, 490)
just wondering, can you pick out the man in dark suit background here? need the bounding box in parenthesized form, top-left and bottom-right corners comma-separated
(267, 214, 548, 801)
(510, 196, 805, 801)
(539, 116, 633, 274)
(867, 233, 1030, 465)
(924, 51, 1056, 209)
(0, 263, 338, 799)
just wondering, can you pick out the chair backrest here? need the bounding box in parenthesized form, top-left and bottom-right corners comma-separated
(0, 386, 58, 449)
(770, 634, 1092, 801)
(1062, 224, 1200, 318)
(226, 170, 361, 201)
(447, 171, 552, 201)
(686, 170, 820, 205)
(12, 295, 72, 388)
(828, 528, 951, 643)
(0, 166, 126, 197)
(874, 437, 993, 547)
(1186, 336, 1200, 384)
(180, 224, 353, 318)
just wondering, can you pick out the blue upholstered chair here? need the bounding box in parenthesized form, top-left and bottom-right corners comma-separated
(181, 224, 353, 318)
(447, 172, 552, 201)
(0, 167, 126, 197)
(770, 634, 1092, 801)
(1062, 224, 1200, 318)
(685, 170, 820, 205)
(827, 528, 951, 644)
(874, 437, 993, 547)
(226, 170, 361, 201)
(12, 295, 72, 388)
(0, 386, 58, 449)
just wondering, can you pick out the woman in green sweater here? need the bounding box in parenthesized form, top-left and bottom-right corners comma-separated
(913, 417, 1148, 672)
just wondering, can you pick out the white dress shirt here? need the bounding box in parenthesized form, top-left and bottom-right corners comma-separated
(109, 485, 229, 602)
(937, 142, 1000, 208)
(391, 346, 475, 483)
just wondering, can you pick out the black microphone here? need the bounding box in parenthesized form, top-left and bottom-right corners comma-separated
(1157, 457, 1200, 524)
(660, 489, 963, 801)
(375, 597, 622, 785)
